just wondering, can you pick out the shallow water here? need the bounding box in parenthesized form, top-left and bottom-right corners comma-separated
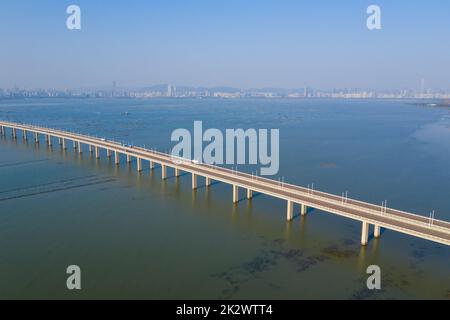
(0, 98, 449, 299)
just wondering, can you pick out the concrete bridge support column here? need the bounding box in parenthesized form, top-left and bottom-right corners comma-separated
(12, 128, 17, 138)
(34, 132, 39, 143)
(301, 204, 308, 216)
(374, 225, 381, 238)
(247, 189, 253, 200)
(149, 161, 154, 170)
(47, 135, 52, 146)
(23, 130, 28, 141)
(361, 221, 369, 246)
(114, 152, 120, 165)
(127, 155, 132, 163)
(89, 145, 93, 153)
(175, 168, 180, 177)
(233, 185, 239, 204)
(192, 173, 198, 190)
(287, 200, 294, 221)
(78, 142, 82, 153)
(58, 138, 62, 145)
(205, 177, 212, 187)
(0, 126, 4, 135)
(95, 146, 100, 159)
(73, 140, 77, 150)
(62, 138, 66, 150)
(106, 149, 112, 158)
(137, 158, 142, 172)
(161, 164, 167, 180)
(192, 174, 198, 190)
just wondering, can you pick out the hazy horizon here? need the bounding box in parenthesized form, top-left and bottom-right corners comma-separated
(1, 0, 449, 91)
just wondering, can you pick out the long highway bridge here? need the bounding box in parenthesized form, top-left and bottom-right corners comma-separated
(1, 120, 450, 247)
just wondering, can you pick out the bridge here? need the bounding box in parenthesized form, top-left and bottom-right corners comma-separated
(1, 120, 450, 247)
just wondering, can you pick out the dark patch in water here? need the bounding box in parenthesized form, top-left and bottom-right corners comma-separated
(294, 255, 328, 273)
(268, 283, 281, 290)
(272, 238, 285, 246)
(342, 239, 356, 247)
(350, 270, 414, 300)
(411, 249, 427, 262)
(400, 280, 409, 286)
(350, 275, 391, 300)
(350, 285, 380, 300)
(322, 246, 358, 259)
(212, 239, 328, 299)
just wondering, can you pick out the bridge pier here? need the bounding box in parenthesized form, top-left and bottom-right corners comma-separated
(192, 174, 198, 190)
(12, 128, 17, 138)
(62, 138, 66, 150)
(287, 200, 294, 221)
(127, 154, 132, 163)
(78, 142, 82, 153)
(107, 149, 112, 158)
(374, 225, 381, 238)
(233, 185, 239, 203)
(114, 151, 120, 165)
(23, 130, 27, 141)
(95, 146, 100, 159)
(301, 204, 308, 216)
(247, 189, 253, 199)
(47, 135, 52, 146)
(161, 164, 167, 180)
(89, 145, 93, 153)
(137, 158, 142, 172)
(175, 168, 180, 177)
(206, 177, 212, 187)
(149, 161, 154, 170)
(73, 140, 77, 150)
(361, 221, 369, 246)
(34, 132, 39, 143)
(0, 126, 4, 136)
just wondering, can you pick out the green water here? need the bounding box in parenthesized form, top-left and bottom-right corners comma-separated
(0, 98, 449, 299)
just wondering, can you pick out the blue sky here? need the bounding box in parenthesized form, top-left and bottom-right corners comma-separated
(1, 0, 449, 90)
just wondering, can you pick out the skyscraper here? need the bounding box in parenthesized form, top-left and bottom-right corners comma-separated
(420, 78, 425, 97)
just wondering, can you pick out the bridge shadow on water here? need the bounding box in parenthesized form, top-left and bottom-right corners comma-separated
(291, 206, 316, 220)
(234, 191, 264, 204)
(196, 180, 221, 190)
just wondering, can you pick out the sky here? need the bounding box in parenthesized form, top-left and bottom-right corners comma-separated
(0, 0, 449, 91)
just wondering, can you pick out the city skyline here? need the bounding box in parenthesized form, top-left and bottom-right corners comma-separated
(1, 81, 450, 100)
